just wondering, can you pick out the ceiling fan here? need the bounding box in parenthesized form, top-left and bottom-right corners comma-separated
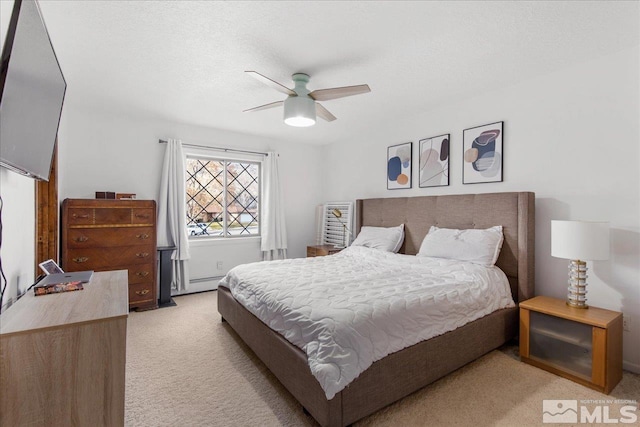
(243, 71, 371, 127)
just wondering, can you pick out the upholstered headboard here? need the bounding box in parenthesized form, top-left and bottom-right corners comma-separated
(355, 192, 535, 303)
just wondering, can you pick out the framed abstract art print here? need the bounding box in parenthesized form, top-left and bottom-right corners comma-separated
(463, 121, 503, 184)
(419, 134, 449, 188)
(387, 142, 412, 190)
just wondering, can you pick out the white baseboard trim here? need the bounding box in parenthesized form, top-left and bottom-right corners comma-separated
(623, 360, 640, 374)
(172, 277, 221, 296)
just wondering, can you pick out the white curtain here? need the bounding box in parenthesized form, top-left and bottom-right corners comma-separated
(157, 138, 191, 291)
(261, 152, 288, 260)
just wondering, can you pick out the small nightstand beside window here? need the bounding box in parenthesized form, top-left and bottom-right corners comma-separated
(307, 245, 342, 257)
(519, 296, 623, 394)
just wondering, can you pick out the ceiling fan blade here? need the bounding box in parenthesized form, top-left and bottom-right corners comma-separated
(243, 100, 284, 113)
(309, 84, 371, 101)
(316, 102, 337, 122)
(245, 71, 296, 96)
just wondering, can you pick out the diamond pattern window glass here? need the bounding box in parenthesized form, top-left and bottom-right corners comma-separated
(185, 157, 260, 238)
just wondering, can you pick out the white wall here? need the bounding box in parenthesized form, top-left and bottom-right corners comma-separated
(0, 169, 35, 310)
(0, 0, 35, 311)
(324, 47, 640, 372)
(57, 106, 325, 291)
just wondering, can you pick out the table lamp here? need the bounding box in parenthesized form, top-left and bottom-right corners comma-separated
(551, 220, 610, 309)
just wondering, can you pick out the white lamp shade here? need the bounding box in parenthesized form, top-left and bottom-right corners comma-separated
(551, 220, 610, 261)
(283, 96, 316, 127)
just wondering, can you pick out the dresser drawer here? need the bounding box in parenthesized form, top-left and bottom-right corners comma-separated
(94, 208, 132, 225)
(129, 282, 155, 305)
(132, 208, 154, 224)
(127, 263, 154, 285)
(67, 208, 93, 225)
(65, 246, 155, 270)
(67, 227, 154, 248)
(91, 208, 154, 225)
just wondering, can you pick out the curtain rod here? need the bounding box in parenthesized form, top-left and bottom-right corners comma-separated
(158, 139, 268, 157)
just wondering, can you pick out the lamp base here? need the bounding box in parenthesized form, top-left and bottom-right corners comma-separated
(566, 259, 589, 309)
(566, 300, 589, 309)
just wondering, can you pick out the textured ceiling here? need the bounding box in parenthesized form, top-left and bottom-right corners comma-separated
(34, 0, 639, 145)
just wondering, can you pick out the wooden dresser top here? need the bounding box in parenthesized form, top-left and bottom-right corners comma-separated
(520, 295, 621, 328)
(63, 198, 155, 208)
(0, 270, 129, 336)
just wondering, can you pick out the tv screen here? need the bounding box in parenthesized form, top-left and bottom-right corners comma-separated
(0, 0, 66, 181)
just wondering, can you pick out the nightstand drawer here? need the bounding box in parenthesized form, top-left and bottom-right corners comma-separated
(528, 311, 593, 379)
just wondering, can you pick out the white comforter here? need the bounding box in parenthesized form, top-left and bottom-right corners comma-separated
(219, 246, 514, 399)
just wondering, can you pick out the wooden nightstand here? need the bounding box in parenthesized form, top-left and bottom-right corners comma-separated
(307, 245, 342, 257)
(519, 296, 623, 394)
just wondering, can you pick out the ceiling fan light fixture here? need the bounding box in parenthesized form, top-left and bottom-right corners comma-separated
(283, 95, 316, 127)
(245, 71, 369, 125)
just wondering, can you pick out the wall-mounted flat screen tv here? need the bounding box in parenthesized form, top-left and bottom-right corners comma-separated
(0, 0, 66, 181)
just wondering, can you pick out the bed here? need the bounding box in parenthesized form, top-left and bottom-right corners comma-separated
(217, 192, 535, 426)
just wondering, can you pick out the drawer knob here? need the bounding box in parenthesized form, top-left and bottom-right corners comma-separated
(73, 257, 89, 263)
(136, 252, 149, 258)
(136, 233, 150, 240)
(135, 213, 150, 219)
(75, 236, 89, 242)
(135, 289, 150, 296)
(136, 271, 149, 277)
(72, 213, 90, 219)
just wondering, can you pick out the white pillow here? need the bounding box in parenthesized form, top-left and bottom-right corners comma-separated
(351, 224, 405, 253)
(417, 225, 504, 266)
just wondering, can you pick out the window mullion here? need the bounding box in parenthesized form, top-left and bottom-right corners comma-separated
(257, 163, 261, 235)
(223, 160, 228, 237)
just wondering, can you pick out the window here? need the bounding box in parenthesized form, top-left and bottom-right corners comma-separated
(185, 157, 260, 238)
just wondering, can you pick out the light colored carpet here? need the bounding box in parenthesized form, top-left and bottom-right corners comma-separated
(125, 291, 638, 426)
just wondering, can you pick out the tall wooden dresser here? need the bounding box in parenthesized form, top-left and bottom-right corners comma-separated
(61, 199, 158, 310)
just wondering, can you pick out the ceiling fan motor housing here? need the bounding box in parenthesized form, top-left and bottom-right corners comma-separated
(284, 73, 316, 127)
